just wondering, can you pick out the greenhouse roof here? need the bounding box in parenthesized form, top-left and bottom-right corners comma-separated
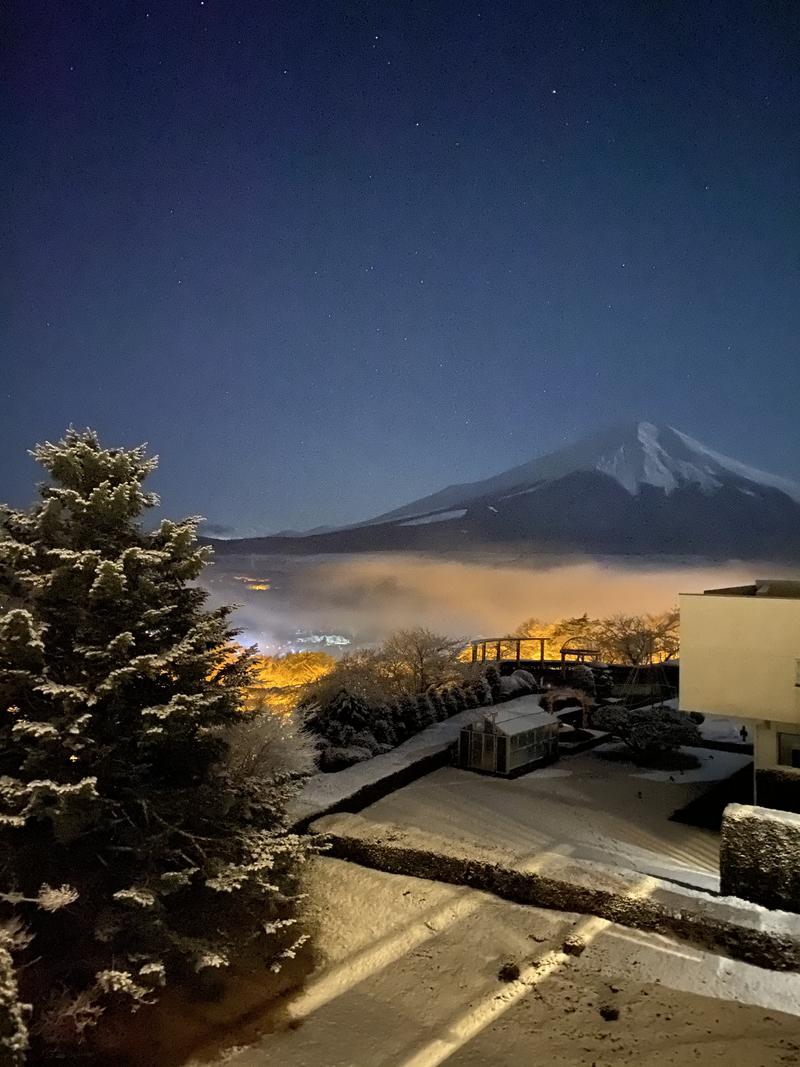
(481, 697, 559, 737)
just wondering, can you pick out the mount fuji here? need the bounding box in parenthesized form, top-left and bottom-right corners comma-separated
(207, 422, 800, 560)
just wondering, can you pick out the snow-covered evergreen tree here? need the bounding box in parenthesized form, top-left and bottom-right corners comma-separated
(442, 686, 461, 717)
(472, 677, 493, 706)
(413, 692, 435, 731)
(426, 687, 446, 721)
(0, 430, 311, 1056)
(484, 666, 503, 703)
(449, 685, 467, 713)
(395, 693, 417, 734)
(371, 703, 397, 748)
(462, 684, 480, 709)
(387, 699, 411, 743)
(306, 688, 371, 748)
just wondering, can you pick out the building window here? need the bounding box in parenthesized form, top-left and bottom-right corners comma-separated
(777, 731, 800, 768)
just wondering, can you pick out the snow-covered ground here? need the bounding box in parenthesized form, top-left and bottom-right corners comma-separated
(347, 748, 751, 892)
(292, 691, 755, 840)
(699, 714, 754, 745)
(200, 857, 800, 1067)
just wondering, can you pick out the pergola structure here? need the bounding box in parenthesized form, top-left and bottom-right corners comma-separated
(559, 647, 601, 666)
(469, 636, 547, 666)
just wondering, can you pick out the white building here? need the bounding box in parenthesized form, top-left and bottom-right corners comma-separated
(679, 579, 800, 771)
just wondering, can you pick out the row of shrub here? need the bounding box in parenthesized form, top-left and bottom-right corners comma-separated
(303, 665, 550, 771)
(304, 674, 494, 771)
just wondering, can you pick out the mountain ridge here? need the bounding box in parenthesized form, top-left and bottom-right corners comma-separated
(204, 421, 800, 560)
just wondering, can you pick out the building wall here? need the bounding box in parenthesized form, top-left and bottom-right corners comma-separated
(679, 594, 800, 720)
(679, 593, 800, 768)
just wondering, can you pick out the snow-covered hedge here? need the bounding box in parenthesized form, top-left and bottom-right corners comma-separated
(307, 677, 495, 772)
(316, 812, 800, 971)
(721, 803, 800, 912)
(755, 766, 800, 815)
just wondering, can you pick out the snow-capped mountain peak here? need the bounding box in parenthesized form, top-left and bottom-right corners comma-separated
(357, 420, 800, 527)
(206, 420, 800, 561)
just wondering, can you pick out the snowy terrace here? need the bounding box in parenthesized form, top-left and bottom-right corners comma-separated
(337, 745, 753, 893)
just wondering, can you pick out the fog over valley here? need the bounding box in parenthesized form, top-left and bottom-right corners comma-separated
(200, 550, 785, 653)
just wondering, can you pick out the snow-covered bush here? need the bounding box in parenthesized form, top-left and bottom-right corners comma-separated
(395, 693, 417, 736)
(567, 664, 596, 696)
(755, 766, 800, 815)
(511, 669, 536, 693)
(594, 667, 614, 700)
(0, 429, 312, 1059)
(721, 803, 800, 911)
(593, 704, 701, 755)
(224, 705, 317, 780)
(318, 745, 374, 772)
(499, 674, 523, 696)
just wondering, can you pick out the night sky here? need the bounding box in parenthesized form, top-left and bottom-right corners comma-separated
(5, 1, 800, 536)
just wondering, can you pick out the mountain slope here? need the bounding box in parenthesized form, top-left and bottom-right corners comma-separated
(206, 421, 800, 560)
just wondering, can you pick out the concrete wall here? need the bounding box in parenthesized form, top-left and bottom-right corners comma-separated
(679, 594, 800, 767)
(316, 810, 800, 970)
(721, 802, 800, 913)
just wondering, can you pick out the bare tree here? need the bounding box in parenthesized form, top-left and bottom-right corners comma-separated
(380, 627, 466, 693)
(515, 608, 680, 666)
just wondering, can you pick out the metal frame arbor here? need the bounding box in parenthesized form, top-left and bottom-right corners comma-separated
(469, 636, 546, 667)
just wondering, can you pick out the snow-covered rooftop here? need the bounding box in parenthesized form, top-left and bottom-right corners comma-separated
(701, 578, 800, 599)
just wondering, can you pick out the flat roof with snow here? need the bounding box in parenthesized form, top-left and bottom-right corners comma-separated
(685, 578, 800, 599)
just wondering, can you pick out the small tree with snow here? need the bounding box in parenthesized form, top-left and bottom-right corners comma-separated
(593, 705, 701, 759)
(0, 430, 313, 1058)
